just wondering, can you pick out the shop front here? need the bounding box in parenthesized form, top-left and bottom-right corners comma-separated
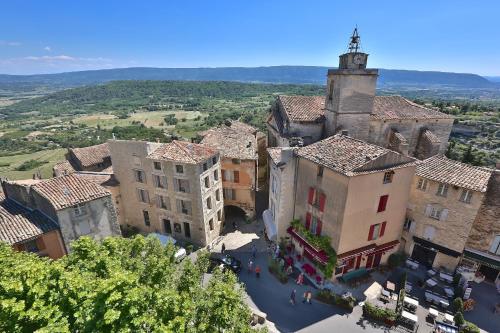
(410, 236, 461, 270)
(462, 248, 500, 284)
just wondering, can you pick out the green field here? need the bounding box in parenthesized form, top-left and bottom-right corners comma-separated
(0, 148, 66, 180)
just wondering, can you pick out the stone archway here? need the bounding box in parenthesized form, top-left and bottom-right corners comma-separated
(222, 205, 248, 233)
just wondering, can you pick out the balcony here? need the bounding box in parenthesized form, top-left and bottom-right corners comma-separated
(287, 226, 329, 266)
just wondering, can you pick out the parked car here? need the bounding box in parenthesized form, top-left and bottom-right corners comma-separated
(148, 233, 187, 262)
(209, 254, 242, 273)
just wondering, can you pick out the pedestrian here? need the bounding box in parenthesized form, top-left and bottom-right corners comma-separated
(286, 265, 293, 276)
(255, 265, 261, 278)
(274, 245, 280, 259)
(247, 259, 253, 273)
(221, 243, 225, 254)
(306, 290, 312, 305)
(290, 289, 296, 305)
(232, 220, 237, 229)
(296, 272, 304, 285)
(251, 244, 257, 259)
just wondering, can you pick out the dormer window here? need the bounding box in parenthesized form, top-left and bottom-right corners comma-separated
(383, 171, 394, 184)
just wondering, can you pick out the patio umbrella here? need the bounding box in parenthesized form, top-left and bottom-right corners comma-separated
(363, 282, 382, 301)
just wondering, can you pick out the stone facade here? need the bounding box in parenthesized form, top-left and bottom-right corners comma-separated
(109, 140, 224, 247)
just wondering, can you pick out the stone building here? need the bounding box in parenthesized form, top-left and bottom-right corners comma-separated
(267, 30, 454, 159)
(53, 142, 112, 176)
(1, 174, 121, 255)
(462, 171, 500, 282)
(200, 120, 267, 218)
(109, 140, 224, 247)
(265, 134, 417, 279)
(401, 155, 494, 270)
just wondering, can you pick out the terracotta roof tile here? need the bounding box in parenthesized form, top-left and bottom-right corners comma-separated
(267, 148, 283, 165)
(70, 143, 110, 168)
(278, 95, 325, 122)
(201, 121, 259, 160)
(147, 140, 217, 164)
(416, 155, 493, 192)
(296, 135, 415, 176)
(372, 96, 453, 120)
(52, 160, 76, 176)
(28, 174, 111, 210)
(0, 192, 59, 245)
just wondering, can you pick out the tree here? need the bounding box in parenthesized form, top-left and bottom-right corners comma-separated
(462, 144, 475, 164)
(0, 236, 257, 332)
(452, 297, 464, 314)
(454, 312, 465, 327)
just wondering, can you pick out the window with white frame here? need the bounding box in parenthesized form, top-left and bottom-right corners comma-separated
(417, 178, 428, 191)
(423, 225, 436, 240)
(137, 188, 149, 203)
(425, 204, 448, 221)
(489, 235, 500, 255)
(153, 174, 167, 189)
(223, 188, 236, 200)
(73, 204, 87, 217)
(156, 195, 170, 210)
(403, 217, 414, 231)
(436, 183, 449, 197)
(459, 189, 473, 204)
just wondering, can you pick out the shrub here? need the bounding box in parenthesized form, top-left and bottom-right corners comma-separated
(315, 290, 355, 311)
(454, 312, 465, 326)
(363, 302, 397, 322)
(185, 244, 194, 254)
(15, 159, 47, 171)
(452, 297, 464, 314)
(461, 321, 480, 333)
(120, 224, 140, 238)
(388, 252, 407, 268)
(268, 258, 288, 283)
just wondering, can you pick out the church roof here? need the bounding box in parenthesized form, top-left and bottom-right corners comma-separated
(296, 134, 416, 176)
(277, 95, 325, 123)
(416, 155, 493, 192)
(371, 96, 453, 120)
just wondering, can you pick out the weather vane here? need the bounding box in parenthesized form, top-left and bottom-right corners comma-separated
(348, 26, 361, 53)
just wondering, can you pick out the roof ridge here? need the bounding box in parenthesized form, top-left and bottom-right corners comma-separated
(430, 154, 495, 172)
(172, 140, 197, 163)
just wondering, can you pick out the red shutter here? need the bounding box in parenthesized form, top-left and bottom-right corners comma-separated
(367, 224, 375, 241)
(221, 170, 226, 181)
(308, 187, 315, 204)
(379, 221, 387, 237)
(233, 170, 240, 183)
(377, 195, 388, 212)
(305, 213, 312, 229)
(316, 219, 322, 235)
(319, 193, 326, 212)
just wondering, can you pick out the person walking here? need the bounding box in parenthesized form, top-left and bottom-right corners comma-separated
(221, 243, 226, 254)
(255, 265, 261, 278)
(296, 272, 304, 285)
(251, 244, 257, 259)
(290, 289, 296, 305)
(306, 290, 312, 305)
(247, 259, 253, 273)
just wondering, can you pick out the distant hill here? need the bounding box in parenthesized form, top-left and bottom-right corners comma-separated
(1, 66, 498, 95)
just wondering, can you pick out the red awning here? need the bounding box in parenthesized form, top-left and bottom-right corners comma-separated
(287, 227, 329, 265)
(338, 240, 400, 260)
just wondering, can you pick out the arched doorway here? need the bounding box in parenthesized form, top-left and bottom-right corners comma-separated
(223, 205, 247, 234)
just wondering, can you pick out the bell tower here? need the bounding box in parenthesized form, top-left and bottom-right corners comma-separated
(325, 28, 378, 140)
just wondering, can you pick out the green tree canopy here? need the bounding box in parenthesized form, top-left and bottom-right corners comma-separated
(0, 236, 257, 333)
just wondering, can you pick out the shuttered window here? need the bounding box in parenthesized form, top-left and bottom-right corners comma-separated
(377, 195, 389, 212)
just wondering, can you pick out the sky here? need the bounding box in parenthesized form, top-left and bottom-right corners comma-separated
(1, 0, 499, 76)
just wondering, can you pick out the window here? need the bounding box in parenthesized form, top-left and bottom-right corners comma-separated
(232, 158, 241, 164)
(417, 178, 428, 191)
(183, 222, 191, 238)
(203, 162, 208, 171)
(215, 189, 220, 201)
(403, 217, 414, 232)
(233, 170, 240, 183)
(223, 188, 236, 200)
(143, 210, 150, 226)
(153, 161, 162, 170)
(436, 183, 449, 197)
(217, 209, 222, 221)
(206, 197, 212, 210)
(175, 178, 190, 193)
(489, 235, 500, 255)
(73, 204, 87, 217)
(177, 199, 192, 215)
(174, 223, 182, 233)
(163, 219, 172, 234)
(212, 156, 217, 165)
(24, 239, 39, 253)
(137, 188, 149, 203)
(153, 175, 167, 189)
(209, 218, 214, 231)
(317, 166, 324, 178)
(430, 207, 441, 219)
(204, 176, 210, 188)
(423, 225, 436, 241)
(459, 189, 473, 204)
(175, 165, 184, 174)
(271, 176, 277, 194)
(368, 221, 387, 241)
(213, 170, 219, 181)
(156, 195, 170, 210)
(134, 169, 146, 183)
(425, 205, 449, 221)
(377, 195, 389, 212)
(78, 220, 91, 235)
(383, 171, 394, 184)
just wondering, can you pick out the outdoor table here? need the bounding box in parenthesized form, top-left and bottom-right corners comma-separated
(440, 272, 454, 284)
(405, 259, 419, 270)
(427, 269, 437, 277)
(429, 307, 439, 318)
(426, 278, 438, 287)
(404, 296, 419, 307)
(381, 289, 390, 297)
(444, 287, 454, 298)
(401, 310, 418, 324)
(386, 281, 396, 292)
(444, 313, 454, 324)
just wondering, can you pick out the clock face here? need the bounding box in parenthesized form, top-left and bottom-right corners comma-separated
(353, 55, 364, 65)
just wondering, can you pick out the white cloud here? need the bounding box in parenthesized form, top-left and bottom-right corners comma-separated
(24, 55, 76, 61)
(44, 46, 51, 52)
(0, 40, 21, 46)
